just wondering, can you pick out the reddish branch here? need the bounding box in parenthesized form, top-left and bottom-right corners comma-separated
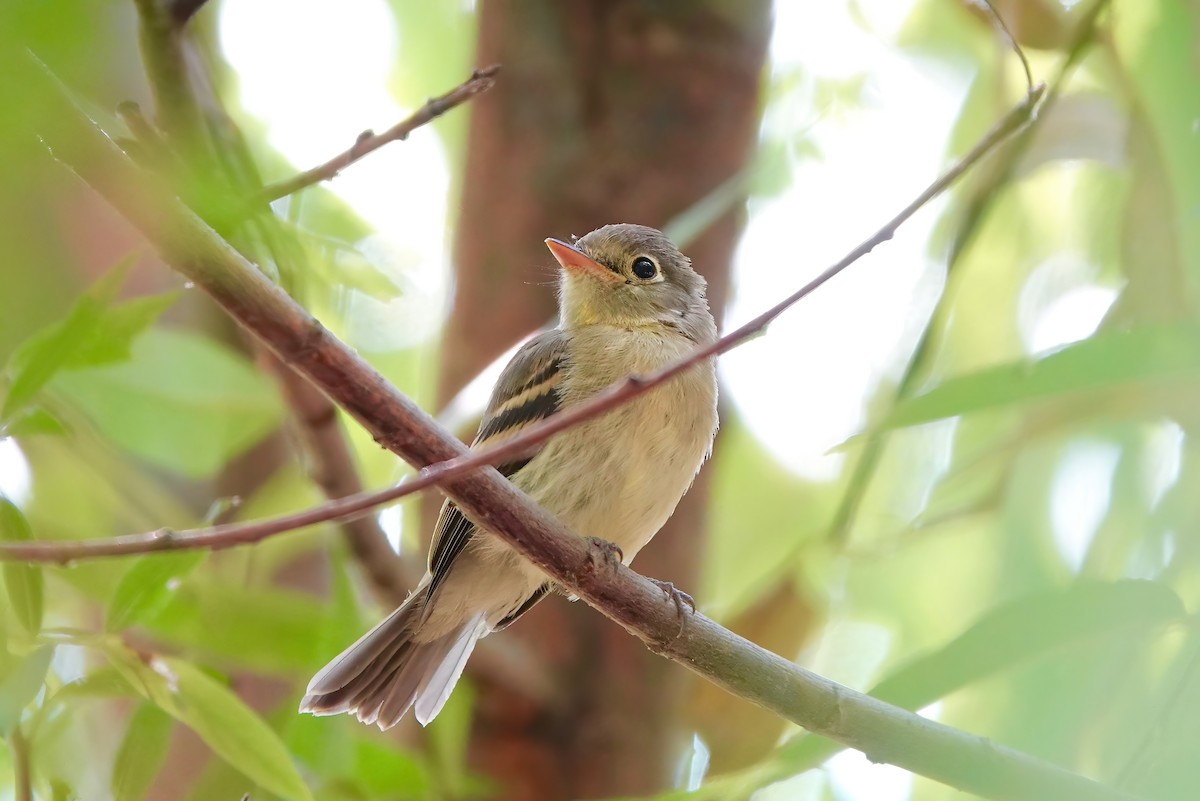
(0, 82, 1045, 565)
(254, 65, 500, 204)
(9, 53, 1142, 801)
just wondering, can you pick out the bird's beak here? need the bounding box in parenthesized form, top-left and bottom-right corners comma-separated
(544, 238, 624, 284)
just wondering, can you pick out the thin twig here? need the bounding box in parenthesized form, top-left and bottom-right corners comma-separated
(826, 0, 1109, 544)
(255, 65, 500, 204)
(980, 0, 1034, 91)
(14, 54, 1142, 801)
(0, 82, 1045, 566)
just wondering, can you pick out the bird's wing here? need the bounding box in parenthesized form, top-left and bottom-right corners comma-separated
(425, 329, 568, 609)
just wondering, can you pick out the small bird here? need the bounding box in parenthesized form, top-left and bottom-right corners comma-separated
(300, 223, 719, 728)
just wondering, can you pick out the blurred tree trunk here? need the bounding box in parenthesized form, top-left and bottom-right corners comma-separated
(440, 2, 771, 797)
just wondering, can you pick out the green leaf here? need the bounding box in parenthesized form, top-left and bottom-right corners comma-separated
(286, 713, 433, 797)
(112, 703, 173, 801)
(884, 324, 1200, 429)
(100, 642, 313, 801)
(148, 582, 333, 674)
(427, 680, 475, 797)
(325, 245, 405, 302)
(0, 498, 43, 634)
(691, 581, 1186, 799)
(160, 658, 314, 801)
(1113, 0, 1200, 286)
(0, 406, 68, 438)
(46, 667, 131, 708)
(855, 579, 1183, 711)
(0, 645, 54, 735)
(106, 551, 206, 632)
(1, 282, 178, 424)
(53, 328, 284, 478)
(1, 260, 129, 421)
(67, 292, 180, 368)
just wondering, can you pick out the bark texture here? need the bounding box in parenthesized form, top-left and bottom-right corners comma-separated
(444, 2, 771, 797)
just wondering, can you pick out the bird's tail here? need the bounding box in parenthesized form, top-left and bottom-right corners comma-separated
(300, 588, 489, 729)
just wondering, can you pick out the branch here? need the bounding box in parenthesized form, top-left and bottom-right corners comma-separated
(12, 55, 1143, 801)
(254, 65, 500, 204)
(268, 356, 420, 597)
(130, 0, 423, 609)
(0, 81, 1046, 565)
(981, 0, 1034, 92)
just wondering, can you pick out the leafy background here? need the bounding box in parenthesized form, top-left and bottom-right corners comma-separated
(1, 1, 1198, 800)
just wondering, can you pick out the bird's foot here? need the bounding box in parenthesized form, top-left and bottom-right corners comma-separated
(586, 537, 624, 571)
(650, 579, 696, 637)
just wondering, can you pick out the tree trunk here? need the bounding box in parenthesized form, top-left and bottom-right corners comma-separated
(443, 2, 770, 797)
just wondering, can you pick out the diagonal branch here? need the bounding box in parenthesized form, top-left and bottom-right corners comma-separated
(269, 357, 421, 595)
(254, 65, 500, 204)
(9, 52, 1143, 801)
(0, 81, 1045, 565)
(130, 0, 423, 608)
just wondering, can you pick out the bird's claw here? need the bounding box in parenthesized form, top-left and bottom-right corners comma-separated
(650, 579, 696, 636)
(586, 537, 624, 571)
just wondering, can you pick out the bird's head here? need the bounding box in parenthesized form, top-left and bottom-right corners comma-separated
(545, 223, 713, 341)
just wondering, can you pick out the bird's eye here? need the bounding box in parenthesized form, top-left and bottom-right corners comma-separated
(632, 256, 657, 280)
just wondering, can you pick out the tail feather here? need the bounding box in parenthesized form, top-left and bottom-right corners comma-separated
(300, 589, 490, 729)
(413, 616, 488, 725)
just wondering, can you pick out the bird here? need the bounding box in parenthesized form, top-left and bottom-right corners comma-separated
(300, 223, 719, 729)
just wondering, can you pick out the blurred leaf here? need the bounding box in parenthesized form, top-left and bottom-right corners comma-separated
(53, 328, 284, 478)
(149, 582, 334, 674)
(297, 230, 406, 302)
(1, 264, 173, 424)
(1, 406, 68, 438)
(46, 667, 131, 707)
(324, 246, 405, 302)
(427, 679, 475, 798)
(103, 643, 313, 801)
(885, 324, 1200, 429)
(687, 580, 1187, 799)
(111, 703, 173, 801)
(0, 645, 54, 735)
(1, 260, 128, 421)
(1018, 92, 1126, 174)
(106, 551, 206, 633)
(857, 579, 1183, 710)
(161, 658, 313, 801)
(1113, 0, 1200, 287)
(67, 292, 180, 367)
(0, 497, 43, 634)
(664, 173, 747, 250)
(287, 713, 433, 799)
(383, 0, 476, 153)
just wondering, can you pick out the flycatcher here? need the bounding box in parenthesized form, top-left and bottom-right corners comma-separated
(301, 223, 719, 728)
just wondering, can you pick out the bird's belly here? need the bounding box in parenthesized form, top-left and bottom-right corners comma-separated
(511, 369, 716, 563)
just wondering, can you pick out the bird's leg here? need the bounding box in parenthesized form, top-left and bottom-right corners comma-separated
(649, 578, 696, 632)
(585, 537, 624, 571)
